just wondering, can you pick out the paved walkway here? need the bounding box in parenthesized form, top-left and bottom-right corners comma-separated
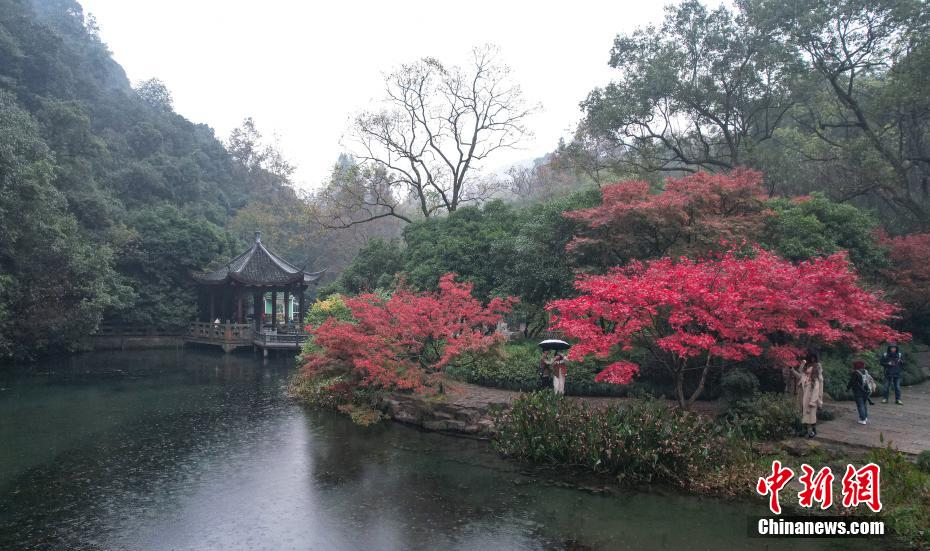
(444, 345, 930, 455)
(442, 380, 724, 416)
(817, 346, 930, 456)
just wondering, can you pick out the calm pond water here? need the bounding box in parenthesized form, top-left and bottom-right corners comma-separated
(0, 349, 895, 550)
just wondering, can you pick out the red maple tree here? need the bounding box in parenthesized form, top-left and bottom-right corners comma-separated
(303, 274, 516, 391)
(547, 248, 908, 408)
(878, 232, 930, 333)
(563, 169, 769, 268)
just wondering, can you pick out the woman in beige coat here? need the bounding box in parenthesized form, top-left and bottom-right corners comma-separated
(792, 352, 824, 438)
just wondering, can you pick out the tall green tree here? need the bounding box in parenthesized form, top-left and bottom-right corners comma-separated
(111, 206, 238, 328)
(583, 0, 797, 173)
(743, 0, 930, 227)
(0, 0, 310, 357)
(0, 91, 129, 358)
(763, 193, 888, 276)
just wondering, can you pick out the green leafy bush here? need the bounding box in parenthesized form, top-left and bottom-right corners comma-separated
(337, 404, 385, 426)
(720, 369, 760, 401)
(917, 451, 930, 475)
(448, 342, 647, 396)
(304, 294, 355, 328)
(868, 445, 930, 547)
(472, 342, 540, 384)
(720, 393, 801, 441)
(287, 374, 350, 409)
(821, 354, 853, 401)
(494, 392, 743, 489)
(823, 344, 926, 401)
(300, 294, 356, 357)
(446, 342, 540, 389)
(899, 345, 928, 386)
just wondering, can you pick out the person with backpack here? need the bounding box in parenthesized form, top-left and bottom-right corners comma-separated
(880, 344, 905, 405)
(847, 360, 876, 425)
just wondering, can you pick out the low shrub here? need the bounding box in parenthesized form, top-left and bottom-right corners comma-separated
(823, 344, 926, 401)
(287, 374, 351, 409)
(720, 369, 760, 401)
(289, 371, 385, 426)
(917, 450, 930, 475)
(720, 393, 801, 441)
(472, 342, 540, 384)
(494, 392, 745, 490)
(899, 345, 927, 386)
(822, 354, 853, 401)
(446, 342, 539, 390)
(868, 445, 930, 547)
(337, 404, 385, 426)
(449, 342, 680, 397)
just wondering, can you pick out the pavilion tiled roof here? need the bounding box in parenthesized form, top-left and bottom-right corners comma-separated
(193, 231, 325, 287)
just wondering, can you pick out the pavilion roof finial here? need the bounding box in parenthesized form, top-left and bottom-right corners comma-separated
(254, 230, 262, 243)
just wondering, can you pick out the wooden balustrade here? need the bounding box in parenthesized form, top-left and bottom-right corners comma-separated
(187, 321, 254, 343)
(254, 331, 309, 347)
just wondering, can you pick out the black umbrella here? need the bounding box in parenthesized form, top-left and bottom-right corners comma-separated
(538, 339, 571, 351)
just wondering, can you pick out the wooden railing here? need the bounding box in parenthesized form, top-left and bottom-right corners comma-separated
(253, 331, 310, 347)
(187, 322, 254, 343)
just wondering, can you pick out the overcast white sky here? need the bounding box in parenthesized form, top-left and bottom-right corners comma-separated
(80, 1, 672, 191)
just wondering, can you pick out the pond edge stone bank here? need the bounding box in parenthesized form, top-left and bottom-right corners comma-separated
(376, 383, 514, 438)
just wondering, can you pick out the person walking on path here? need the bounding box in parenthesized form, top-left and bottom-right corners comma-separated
(847, 360, 875, 425)
(552, 352, 567, 396)
(538, 351, 553, 391)
(792, 353, 824, 438)
(880, 344, 905, 405)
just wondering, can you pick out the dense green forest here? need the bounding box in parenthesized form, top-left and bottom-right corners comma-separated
(0, 0, 328, 359)
(2, 0, 928, 361)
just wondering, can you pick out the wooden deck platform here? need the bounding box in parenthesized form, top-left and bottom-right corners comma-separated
(184, 322, 309, 354)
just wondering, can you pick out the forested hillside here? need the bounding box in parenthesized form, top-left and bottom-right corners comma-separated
(0, 0, 296, 358)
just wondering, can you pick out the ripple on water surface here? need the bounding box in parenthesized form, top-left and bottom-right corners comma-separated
(0, 350, 902, 550)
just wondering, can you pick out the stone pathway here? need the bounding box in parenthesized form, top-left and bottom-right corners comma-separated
(443, 345, 930, 455)
(441, 380, 724, 416)
(816, 346, 930, 456)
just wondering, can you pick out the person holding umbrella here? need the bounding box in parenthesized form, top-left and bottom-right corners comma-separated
(537, 352, 553, 390)
(539, 339, 570, 395)
(552, 351, 567, 395)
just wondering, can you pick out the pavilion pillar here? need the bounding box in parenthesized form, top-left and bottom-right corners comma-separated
(271, 291, 278, 329)
(237, 293, 243, 324)
(253, 290, 263, 331)
(209, 290, 215, 322)
(223, 286, 231, 322)
(298, 286, 306, 327)
(283, 290, 290, 324)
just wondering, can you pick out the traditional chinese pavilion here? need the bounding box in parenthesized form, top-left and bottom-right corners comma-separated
(186, 231, 324, 353)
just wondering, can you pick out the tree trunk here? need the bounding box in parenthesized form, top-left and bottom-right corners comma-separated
(675, 368, 687, 409)
(685, 357, 713, 410)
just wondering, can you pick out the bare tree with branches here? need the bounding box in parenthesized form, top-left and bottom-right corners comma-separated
(334, 44, 536, 227)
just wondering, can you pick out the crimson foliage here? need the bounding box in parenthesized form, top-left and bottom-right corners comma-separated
(303, 274, 516, 391)
(547, 248, 908, 408)
(564, 169, 769, 268)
